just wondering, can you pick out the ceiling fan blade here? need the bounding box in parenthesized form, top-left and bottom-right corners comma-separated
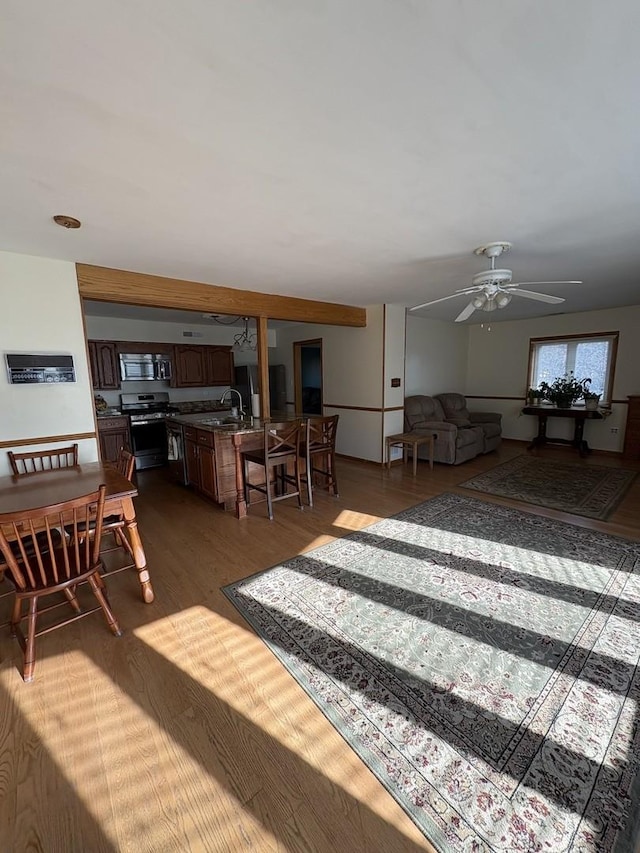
(455, 301, 477, 322)
(409, 293, 465, 311)
(511, 289, 565, 304)
(454, 285, 484, 294)
(506, 280, 582, 288)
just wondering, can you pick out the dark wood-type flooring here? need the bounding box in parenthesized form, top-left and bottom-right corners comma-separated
(1, 441, 639, 852)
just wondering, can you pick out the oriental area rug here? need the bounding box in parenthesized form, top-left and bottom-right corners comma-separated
(224, 493, 640, 853)
(459, 455, 637, 520)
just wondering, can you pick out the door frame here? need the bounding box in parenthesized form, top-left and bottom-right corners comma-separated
(293, 338, 323, 414)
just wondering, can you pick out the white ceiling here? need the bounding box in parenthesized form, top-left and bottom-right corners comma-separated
(2, 2, 640, 324)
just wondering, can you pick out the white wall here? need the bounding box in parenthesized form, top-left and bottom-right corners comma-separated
(405, 315, 469, 396)
(85, 315, 277, 350)
(383, 305, 407, 462)
(272, 306, 389, 461)
(465, 305, 640, 452)
(0, 251, 98, 476)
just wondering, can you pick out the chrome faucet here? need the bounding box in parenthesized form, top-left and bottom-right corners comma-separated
(220, 388, 245, 419)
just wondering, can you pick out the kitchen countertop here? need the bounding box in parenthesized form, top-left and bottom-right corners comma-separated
(166, 411, 301, 436)
(96, 410, 127, 418)
(166, 412, 260, 435)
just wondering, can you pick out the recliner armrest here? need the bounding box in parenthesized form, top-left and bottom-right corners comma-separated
(469, 411, 502, 424)
(410, 421, 457, 433)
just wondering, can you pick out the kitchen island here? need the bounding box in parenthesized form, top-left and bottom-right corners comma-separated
(166, 413, 298, 517)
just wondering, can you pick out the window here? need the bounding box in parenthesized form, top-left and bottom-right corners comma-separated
(527, 332, 618, 404)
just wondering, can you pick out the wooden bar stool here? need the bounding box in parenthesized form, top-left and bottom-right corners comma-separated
(241, 420, 305, 520)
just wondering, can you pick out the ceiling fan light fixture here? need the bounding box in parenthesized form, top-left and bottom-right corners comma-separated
(410, 241, 579, 321)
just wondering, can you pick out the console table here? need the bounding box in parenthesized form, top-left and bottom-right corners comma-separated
(522, 405, 603, 457)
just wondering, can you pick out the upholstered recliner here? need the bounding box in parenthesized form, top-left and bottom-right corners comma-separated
(435, 393, 502, 454)
(404, 396, 484, 465)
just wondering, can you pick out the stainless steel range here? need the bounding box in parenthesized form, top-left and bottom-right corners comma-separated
(120, 392, 178, 470)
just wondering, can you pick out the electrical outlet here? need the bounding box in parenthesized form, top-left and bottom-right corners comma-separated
(610, 427, 619, 434)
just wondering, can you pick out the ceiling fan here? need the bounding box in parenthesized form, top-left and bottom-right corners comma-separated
(409, 242, 582, 322)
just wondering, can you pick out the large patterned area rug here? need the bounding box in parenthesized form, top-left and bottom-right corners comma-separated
(459, 455, 637, 520)
(224, 494, 640, 853)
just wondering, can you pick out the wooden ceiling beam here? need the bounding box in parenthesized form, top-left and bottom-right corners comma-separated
(76, 264, 366, 327)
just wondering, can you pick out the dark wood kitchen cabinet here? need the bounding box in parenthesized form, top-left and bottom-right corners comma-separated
(173, 344, 233, 387)
(206, 346, 234, 386)
(172, 345, 207, 387)
(88, 341, 120, 390)
(97, 416, 131, 463)
(184, 426, 217, 500)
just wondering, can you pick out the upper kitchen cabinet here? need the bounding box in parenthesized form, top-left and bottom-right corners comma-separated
(88, 340, 120, 389)
(172, 344, 233, 387)
(172, 344, 207, 387)
(206, 346, 234, 386)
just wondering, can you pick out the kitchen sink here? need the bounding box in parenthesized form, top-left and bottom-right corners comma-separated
(197, 418, 248, 430)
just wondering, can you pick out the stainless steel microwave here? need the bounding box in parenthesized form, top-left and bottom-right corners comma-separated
(119, 353, 172, 382)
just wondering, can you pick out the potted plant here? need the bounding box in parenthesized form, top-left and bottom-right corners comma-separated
(527, 387, 543, 405)
(582, 381, 601, 411)
(538, 372, 590, 408)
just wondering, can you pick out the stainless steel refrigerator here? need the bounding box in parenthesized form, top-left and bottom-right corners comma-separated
(233, 364, 287, 414)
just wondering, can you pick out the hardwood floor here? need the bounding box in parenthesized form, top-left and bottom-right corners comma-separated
(1, 441, 639, 852)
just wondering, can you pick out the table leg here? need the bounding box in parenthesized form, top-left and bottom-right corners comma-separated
(121, 497, 154, 604)
(386, 438, 392, 470)
(233, 433, 248, 519)
(412, 441, 418, 476)
(429, 434, 435, 470)
(527, 414, 548, 451)
(573, 419, 590, 457)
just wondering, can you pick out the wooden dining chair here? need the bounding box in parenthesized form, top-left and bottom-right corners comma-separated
(300, 414, 340, 507)
(1, 444, 76, 580)
(241, 420, 305, 520)
(8, 443, 79, 476)
(100, 448, 136, 563)
(0, 485, 122, 683)
(65, 447, 136, 567)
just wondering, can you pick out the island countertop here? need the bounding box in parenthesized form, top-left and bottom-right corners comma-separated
(166, 411, 301, 435)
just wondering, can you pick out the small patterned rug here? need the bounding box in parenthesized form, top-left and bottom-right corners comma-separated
(459, 455, 637, 519)
(224, 494, 640, 852)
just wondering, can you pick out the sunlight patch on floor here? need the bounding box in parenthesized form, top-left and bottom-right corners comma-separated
(133, 606, 425, 841)
(331, 508, 383, 531)
(6, 647, 279, 852)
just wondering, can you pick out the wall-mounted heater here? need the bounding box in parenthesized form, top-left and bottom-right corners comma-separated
(5, 353, 76, 385)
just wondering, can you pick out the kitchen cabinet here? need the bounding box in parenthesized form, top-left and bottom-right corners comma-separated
(89, 341, 120, 389)
(173, 344, 233, 387)
(97, 416, 131, 463)
(184, 426, 218, 500)
(206, 346, 234, 386)
(623, 395, 640, 459)
(173, 345, 207, 387)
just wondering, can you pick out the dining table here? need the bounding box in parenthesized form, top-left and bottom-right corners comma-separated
(0, 461, 154, 603)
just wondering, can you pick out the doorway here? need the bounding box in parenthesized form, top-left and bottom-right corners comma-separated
(294, 339, 323, 415)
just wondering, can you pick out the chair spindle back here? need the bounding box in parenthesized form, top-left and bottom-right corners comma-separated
(0, 486, 106, 592)
(8, 444, 79, 476)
